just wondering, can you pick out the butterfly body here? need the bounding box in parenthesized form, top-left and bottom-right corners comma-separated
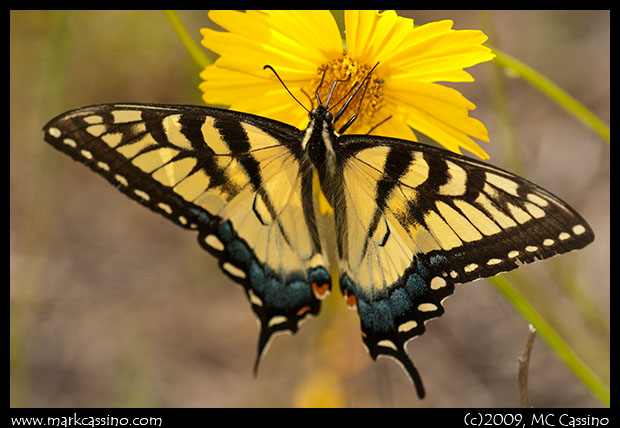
(44, 102, 593, 399)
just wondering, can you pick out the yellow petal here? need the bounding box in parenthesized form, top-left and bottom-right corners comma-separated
(369, 111, 419, 141)
(203, 10, 341, 79)
(260, 10, 343, 60)
(199, 67, 279, 104)
(386, 82, 490, 158)
(381, 20, 494, 82)
(387, 78, 477, 110)
(200, 64, 311, 127)
(202, 27, 319, 80)
(345, 10, 413, 65)
(200, 10, 347, 129)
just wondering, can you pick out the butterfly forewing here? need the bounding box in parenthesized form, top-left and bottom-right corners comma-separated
(43, 103, 332, 366)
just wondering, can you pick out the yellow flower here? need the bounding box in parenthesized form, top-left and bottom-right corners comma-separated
(200, 10, 494, 159)
(293, 370, 346, 408)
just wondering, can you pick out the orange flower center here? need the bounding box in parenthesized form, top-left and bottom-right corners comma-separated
(306, 54, 386, 134)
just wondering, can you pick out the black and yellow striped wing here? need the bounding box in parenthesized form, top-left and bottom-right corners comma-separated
(44, 102, 594, 399)
(330, 135, 594, 397)
(43, 103, 332, 368)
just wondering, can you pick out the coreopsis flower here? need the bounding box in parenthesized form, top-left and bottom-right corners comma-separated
(199, 10, 494, 159)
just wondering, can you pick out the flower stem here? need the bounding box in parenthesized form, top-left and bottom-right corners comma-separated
(492, 49, 610, 144)
(164, 10, 211, 69)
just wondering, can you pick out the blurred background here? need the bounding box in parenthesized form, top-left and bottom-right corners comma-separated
(10, 10, 609, 407)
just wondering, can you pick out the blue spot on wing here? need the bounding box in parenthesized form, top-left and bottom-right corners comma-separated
(249, 261, 266, 293)
(217, 220, 234, 243)
(190, 207, 214, 226)
(405, 273, 427, 298)
(227, 239, 252, 265)
(358, 298, 396, 334)
(263, 277, 315, 310)
(388, 288, 412, 317)
(430, 254, 448, 266)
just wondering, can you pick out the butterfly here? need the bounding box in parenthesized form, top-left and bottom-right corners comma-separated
(43, 69, 594, 399)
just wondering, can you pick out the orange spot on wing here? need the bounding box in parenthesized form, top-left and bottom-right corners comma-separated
(312, 282, 330, 300)
(296, 305, 311, 316)
(344, 289, 357, 310)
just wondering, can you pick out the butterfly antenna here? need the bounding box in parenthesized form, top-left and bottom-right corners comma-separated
(300, 88, 315, 110)
(323, 72, 352, 108)
(336, 78, 371, 134)
(314, 66, 329, 106)
(263, 65, 309, 113)
(326, 79, 358, 113)
(333, 62, 379, 128)
(335, 63, 381, 134)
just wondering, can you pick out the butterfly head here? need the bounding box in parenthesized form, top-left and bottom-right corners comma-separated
(264, 63, 380, 172)
(304, 105, 337, 170)
(309, 105, 334, 124)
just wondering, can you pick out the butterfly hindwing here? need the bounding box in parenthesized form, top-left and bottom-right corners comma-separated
(332, 135, 594, 395)
(43, 103, 332, 367)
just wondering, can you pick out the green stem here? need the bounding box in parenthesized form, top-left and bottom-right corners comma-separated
(164, 10, 211, 69)
(493, 49, 610, 144)
(489, 275, 610, 407)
